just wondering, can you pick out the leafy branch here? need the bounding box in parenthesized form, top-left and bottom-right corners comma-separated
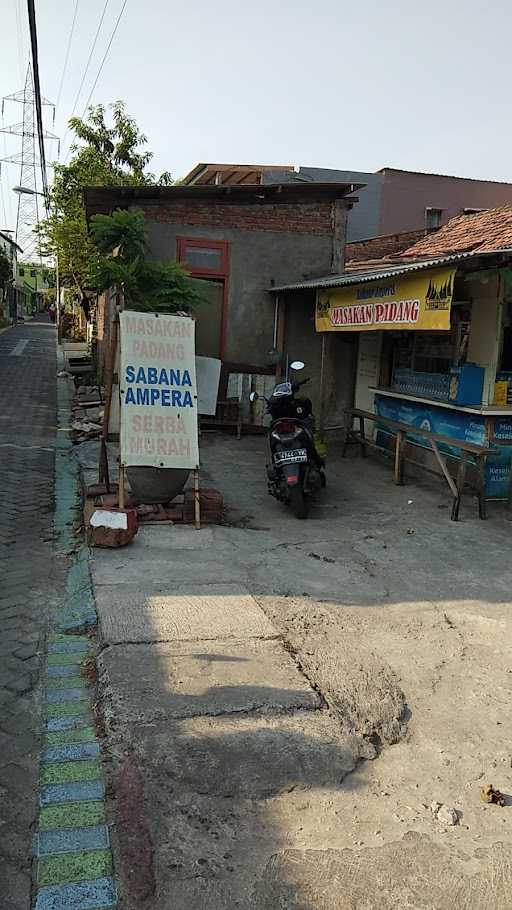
(90, 208, 203, 313)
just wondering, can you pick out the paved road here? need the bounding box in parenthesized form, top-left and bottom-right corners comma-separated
(0, 318, 58, 910)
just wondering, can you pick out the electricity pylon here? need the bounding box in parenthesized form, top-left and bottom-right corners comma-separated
(0, 64, 58, 259)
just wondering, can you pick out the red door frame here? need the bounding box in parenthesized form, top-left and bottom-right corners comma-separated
(176, 237, 230, 359)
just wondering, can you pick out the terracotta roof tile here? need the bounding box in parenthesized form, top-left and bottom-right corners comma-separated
(399, 205, 512, 258)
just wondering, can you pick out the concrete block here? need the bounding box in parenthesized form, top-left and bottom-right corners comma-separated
(33, 824, 110, 857)
(40, 780, 105, 806)
(97, 583, 276, 645)
(34, 875, 116, 910)
(98, 639, 320, 724)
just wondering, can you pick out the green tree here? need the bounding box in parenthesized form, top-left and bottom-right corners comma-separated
(90, 208, 203, 313)
(38, 101, 169, 298)
(0, 248, 11, 291)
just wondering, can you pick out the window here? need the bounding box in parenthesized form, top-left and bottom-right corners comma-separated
(30, 269, 37, 278)
(425, 207, 443, 230)
(182, 246, 223, 271)
(176, 238, 229, 277)
(18, 267, 24, 276)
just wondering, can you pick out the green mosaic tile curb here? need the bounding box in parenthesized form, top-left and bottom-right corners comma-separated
(44, 726, 97, 747)
(33, 367, 117, 905)
(37, 848, 112, 886)
(48, 652, 90, 667)
(39, 801, 106, 831)
(41, 760, 101, 785)
(46, 700, 90, 718)
(46, 675, 88, 690)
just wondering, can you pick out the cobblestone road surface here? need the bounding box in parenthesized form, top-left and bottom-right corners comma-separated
(0, 318, 59, 910)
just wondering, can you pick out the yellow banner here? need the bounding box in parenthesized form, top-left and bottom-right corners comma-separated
(316, 267, 455, 332)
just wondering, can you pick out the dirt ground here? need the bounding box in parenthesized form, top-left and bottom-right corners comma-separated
(93, 434, 512, 909)
(204, 435, 512, 904)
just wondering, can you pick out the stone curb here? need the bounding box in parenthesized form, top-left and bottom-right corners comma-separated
(32, 363, 117, 909)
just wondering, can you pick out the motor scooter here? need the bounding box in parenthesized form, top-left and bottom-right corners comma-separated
(250, 361, 325, 519)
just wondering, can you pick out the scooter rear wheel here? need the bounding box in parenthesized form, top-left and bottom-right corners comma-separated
(289, 486, 309, 519)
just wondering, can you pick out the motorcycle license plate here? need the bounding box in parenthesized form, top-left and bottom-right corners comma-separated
(274, 449, 308, 465)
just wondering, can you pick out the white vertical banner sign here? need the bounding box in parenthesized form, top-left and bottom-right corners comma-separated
(119, 311, 199, 469)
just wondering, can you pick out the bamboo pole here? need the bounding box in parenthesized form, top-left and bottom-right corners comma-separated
(194, 468, 201, 530)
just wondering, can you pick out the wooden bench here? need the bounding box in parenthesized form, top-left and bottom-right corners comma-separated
(343, 407, 499, 521)
(200, 400, 242, 439)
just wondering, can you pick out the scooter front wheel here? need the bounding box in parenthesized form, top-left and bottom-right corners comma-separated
(289, 485, 309, 519)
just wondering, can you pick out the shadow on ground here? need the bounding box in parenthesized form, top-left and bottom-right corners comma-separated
(87, 434, 512, 909)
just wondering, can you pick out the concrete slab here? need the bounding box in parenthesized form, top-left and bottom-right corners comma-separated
(93, 524, 216, 560)
(98, 639, 321, 723)
(115, 711, 356, 800)
(108, 712, 358, 908)
(97, 583, 277, 645)
(92, 546, 246, 587)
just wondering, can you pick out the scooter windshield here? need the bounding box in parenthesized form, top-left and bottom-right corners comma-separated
(272, 382, 292, 397)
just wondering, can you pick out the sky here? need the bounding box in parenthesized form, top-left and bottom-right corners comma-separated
(1, 0, 512, 232)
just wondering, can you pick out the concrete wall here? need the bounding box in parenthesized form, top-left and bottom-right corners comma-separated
(379, 169, 512, 236)
(264, 165, 512, 243)
(283, 292, 356, 430)
(145, 219, 337, 368)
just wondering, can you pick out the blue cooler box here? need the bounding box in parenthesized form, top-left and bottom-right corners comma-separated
(449, 363, 484, 406)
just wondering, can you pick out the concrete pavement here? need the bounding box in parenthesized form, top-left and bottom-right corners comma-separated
(90, 432, 512, 908)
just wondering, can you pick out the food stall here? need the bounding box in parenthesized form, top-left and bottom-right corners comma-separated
(316, 254, 512, 499)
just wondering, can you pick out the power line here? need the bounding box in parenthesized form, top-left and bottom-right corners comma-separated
(80, 0, 128, 117)
(15, 0, 26, 81)
(61, 0, 111, 152)
(56, 0, 79, 110)
(64, 0, 128, 165)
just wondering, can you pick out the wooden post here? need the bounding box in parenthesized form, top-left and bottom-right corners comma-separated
(194, 468, 201, 530)
(99, 438, 110, 492)
(275, 297, 286, 380)
(118, 463, 125, 510)
(359, 414, 367, 457)
(115, 309, 124, 510)
(431, 440, 457, 498)
(319, 332, 327, 435)
(99, 315, 119, 490)
(451, 451, 468, 521)
(341, 409, 351, 458)
(477, 455, 487, 520)
(394, 430, 405, 485)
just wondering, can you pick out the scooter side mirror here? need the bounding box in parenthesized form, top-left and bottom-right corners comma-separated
(249, 391, 259, 403)
(290, 360, 305, 371)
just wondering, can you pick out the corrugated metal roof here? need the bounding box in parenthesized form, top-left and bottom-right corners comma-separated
(270, 249, 512, 293)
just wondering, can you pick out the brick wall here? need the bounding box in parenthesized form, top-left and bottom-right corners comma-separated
(346, 229, 426, 263)
(141, 201, 334, 235)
